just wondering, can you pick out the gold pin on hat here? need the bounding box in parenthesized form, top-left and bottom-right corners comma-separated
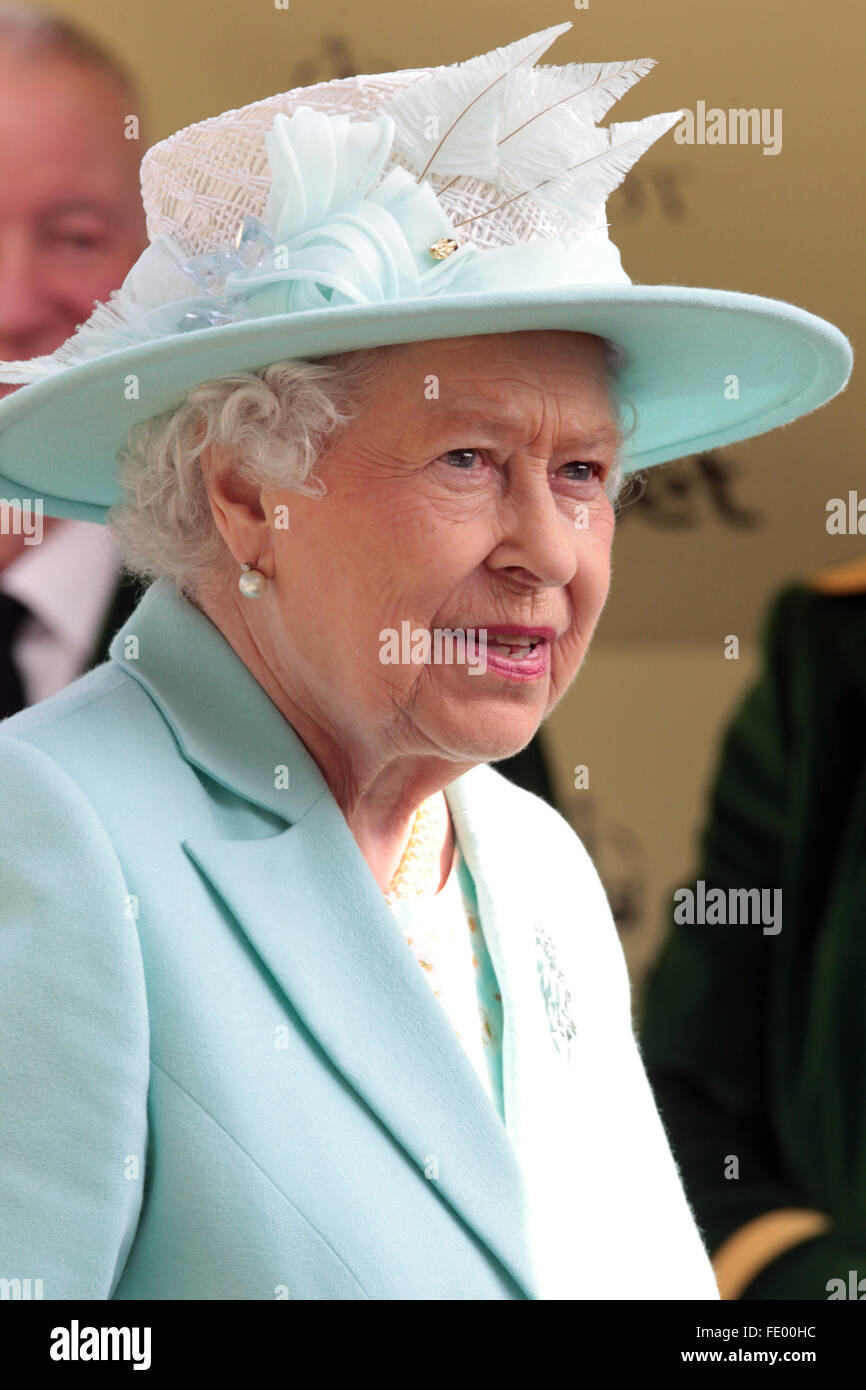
(428, 237, 459, 260)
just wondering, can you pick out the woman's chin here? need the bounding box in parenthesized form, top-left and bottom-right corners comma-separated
(422, 705, 547, 766)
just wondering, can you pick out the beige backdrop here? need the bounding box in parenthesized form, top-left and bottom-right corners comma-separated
(20, 0, 863, 995)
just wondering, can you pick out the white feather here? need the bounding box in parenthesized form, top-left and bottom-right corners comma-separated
(492, 100, 596, 198)
(448, 109, 683, 238)
(381, 22, 572, 182)
(490, 60, 656, 195)
(529, 110, 684, 223)
(501, 57, 655, 137)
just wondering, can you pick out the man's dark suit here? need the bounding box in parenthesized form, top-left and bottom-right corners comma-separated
(495, 738, 557, 809)
(86, 573, 149, 673)
(0, 571, 147, 719)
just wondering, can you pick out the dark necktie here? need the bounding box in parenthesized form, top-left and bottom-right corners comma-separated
(0, 591, 30, 719)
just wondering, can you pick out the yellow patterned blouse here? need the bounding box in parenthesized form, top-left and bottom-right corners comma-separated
(384, 793, 505, 1121)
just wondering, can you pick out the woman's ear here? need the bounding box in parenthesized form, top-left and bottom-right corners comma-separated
(199, 441, 270, 570)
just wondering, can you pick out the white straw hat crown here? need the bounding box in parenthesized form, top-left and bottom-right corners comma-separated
(139, 23, 665, 260)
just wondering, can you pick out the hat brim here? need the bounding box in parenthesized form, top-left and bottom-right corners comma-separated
(0, 283, 852, 523)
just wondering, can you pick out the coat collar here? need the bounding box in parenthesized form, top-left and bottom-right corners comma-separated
(110, 580, 541, 1296)
(109, 579, 328, 823)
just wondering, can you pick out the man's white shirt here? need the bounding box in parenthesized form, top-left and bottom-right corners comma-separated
(1, 520, 120, 705)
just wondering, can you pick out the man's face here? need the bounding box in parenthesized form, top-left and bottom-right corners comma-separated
(0, 51, 146, 385)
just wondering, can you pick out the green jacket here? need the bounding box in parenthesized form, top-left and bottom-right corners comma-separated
(640, 572, 866, 1299)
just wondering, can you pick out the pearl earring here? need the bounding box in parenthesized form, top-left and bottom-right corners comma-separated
(238, 562, 267, 598)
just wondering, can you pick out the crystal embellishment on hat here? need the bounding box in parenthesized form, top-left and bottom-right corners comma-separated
(176, 215, 275, 331)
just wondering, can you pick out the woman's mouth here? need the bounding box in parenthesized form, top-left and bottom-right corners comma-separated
(465, 628, 554, 682)
(481, 636, 550, 680)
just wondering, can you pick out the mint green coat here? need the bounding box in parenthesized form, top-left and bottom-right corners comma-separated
(0, 581, 718, 1300)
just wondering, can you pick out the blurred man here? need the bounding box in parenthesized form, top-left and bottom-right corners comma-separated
(0, 6, 147, 717)
(641, 556, 866, 1298)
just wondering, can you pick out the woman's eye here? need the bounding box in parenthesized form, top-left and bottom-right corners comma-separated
(435, 451, 602, 486)
(439, 448, 482, 469)
(561, 462, 598, 483)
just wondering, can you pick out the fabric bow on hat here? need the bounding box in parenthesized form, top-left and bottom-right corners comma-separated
(184, 106, 485, 322)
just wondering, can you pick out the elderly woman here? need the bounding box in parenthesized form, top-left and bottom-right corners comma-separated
(0, 24, 851, 1301)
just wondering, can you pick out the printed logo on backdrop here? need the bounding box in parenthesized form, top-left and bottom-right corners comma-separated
(287, 34, 393, 88)
(617, 452, 764, 530)
(612, 159, 695, 224)
(567, 794, 647, 937)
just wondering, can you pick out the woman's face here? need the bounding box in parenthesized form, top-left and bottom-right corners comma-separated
(256, 329, 619, 768)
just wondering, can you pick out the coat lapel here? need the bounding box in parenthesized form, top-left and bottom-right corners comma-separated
(110, 582, 721, 1300)
(110, 581, 539, 1297)
(444, 768, 576, 1231)
(448, 763, 723, 1300)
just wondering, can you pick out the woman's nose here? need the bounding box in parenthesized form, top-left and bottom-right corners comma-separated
(492, 470, 582, 588)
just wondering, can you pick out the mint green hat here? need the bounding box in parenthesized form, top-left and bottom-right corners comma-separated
(0, 21, 852, 523)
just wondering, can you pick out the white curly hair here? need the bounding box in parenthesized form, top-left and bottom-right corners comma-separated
(106, 337, 632, 600)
